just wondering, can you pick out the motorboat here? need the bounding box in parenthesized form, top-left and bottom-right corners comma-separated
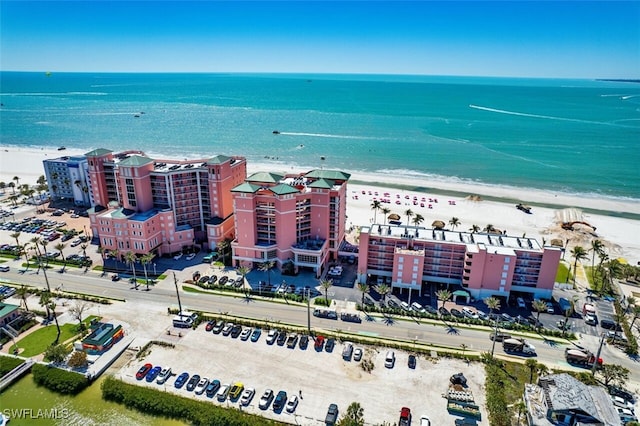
(272, 130, 280, 134)
(57, 146, 66, 151)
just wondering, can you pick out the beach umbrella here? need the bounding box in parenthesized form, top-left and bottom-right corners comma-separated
(432, 220, 446, 229)
(388, 213, 401, 221)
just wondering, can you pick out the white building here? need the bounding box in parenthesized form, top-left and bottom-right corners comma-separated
(43, 155, 94, 207)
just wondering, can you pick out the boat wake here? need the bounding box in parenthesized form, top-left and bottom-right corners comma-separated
(469, 104, 613, 126)
(277, 131, 373, 140)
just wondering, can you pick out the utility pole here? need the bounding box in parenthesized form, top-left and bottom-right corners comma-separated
(306, 288, 311, 336)
(173, 272, 183, 314)
(591, 332, 607, 375)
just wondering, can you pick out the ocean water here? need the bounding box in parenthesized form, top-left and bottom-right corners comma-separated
(1, 72, 639, 200)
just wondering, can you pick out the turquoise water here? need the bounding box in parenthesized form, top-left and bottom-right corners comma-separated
(1, 72, 639, 199)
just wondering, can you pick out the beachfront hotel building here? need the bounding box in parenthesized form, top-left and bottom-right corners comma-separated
(42, 155, 93, 207)
(358, 224, 562, 301)
(85, 148, 246, 256)
(230, 170, 350, 277)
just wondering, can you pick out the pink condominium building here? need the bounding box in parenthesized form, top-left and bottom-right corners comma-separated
(231, 170, 350, 277)
(85, 149, 246, 256)
(358, 224, 562, 301)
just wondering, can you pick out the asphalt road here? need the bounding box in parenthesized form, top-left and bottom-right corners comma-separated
(2, 262, 638, 389)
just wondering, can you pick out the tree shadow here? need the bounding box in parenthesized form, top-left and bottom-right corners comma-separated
(242, 294, 255, 304)
(542, 339, 559, 347)
(364, 313, 377, 322)
(382, 315, 395, 326)
(447, 325, 460, 335)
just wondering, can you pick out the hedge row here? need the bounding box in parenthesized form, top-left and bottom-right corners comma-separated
(484, 359, 513, 426)
(32, 363, 90, 394)
(101, 376, 284, 426)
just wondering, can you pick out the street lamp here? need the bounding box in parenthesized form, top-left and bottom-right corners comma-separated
(153, 263, 157, 276)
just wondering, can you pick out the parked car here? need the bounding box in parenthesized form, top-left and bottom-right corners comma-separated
(212, 320, 224, 334)
(408, 354, 416, 369)
(173, 253, 183, 260)
(273, 390, 287, 411)
(174, 372, 189, 389)
(136, 363, 152, 380)
(205, 379, 221, 398)
(439, 307, 450, 316)
(240, 327, 252, 341)
(326, 403, 339, 425)
(185, 253, 196, 261)
(450, 308, 464, 318)
(277, 331, 287, 346)
(250, 328, 262, 342)
(420, 415, 432, 426)
(230, 324, 242, 338)
(240, 387, 255, 406)
(216, 383, 230, 401)
(194, 377, 210, 395)
(266, 329, 278, 345)
(205, 320, 216, 332)
(145, 366, 162, 382)
(400, 301, 411, 311)
(186, 374, 201, 391)
(353, 347, 363, 361)
(286, 394, 299, 413)
(385, 351, 395, 368)
(0, 266, 9, 272)
(490, 332, 512, 342)
(259, 389, 274, 409)
(156, 367, 172, 384)
(222, 323, 234, 336)
(299, 334, 309, 349)
(517, 297, 527, 309)
(229, 382, 244, 400)
(325, 338, 336, 352)
(461, 307, 478, 319)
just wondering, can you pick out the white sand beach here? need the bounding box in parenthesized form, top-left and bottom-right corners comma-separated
(2, 146, 639, 264)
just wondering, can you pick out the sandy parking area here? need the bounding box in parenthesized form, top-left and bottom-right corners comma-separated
(117, 321, 487, 425)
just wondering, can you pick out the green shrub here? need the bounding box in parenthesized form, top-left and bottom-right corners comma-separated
(101, 376, 282, 425)
(0, 355, 25, 376)
(32, 363, 90, 394)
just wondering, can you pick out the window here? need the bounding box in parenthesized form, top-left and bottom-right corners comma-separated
(500, 279, 506, 286)
(504, 257, 511, 263)
(503, 264, 509, 271)
(502, 272, 508, 278)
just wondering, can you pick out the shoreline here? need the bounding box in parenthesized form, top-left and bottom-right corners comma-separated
(1, 145, 639, 263)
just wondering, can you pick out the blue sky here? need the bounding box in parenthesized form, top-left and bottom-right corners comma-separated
(1, 1, 639, 78)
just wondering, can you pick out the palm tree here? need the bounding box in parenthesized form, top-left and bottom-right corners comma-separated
(40, 239, 49, 267)
(370, 200, 382, 224)
(525, 358, 539, 383)
(381, 207, 391, 225)
(8, 182, 15, 195)
(357, 282, 369, 309)
(49, 298, 61, 344)
(0, 181, 5, 194)
(484, 296, 501, 357)
(13, 176, 20, 190)
(258, 260, 275, 287)
(436, 289, 452, 310)
(124, 251, 138, 289)
(9, 231, 21, 254)
(236, 265, 251, 295)
(570, 246, 588, 285)
(536, 362, 549, 379)
(217, 240, 230, 265)
(97, 246, 106, 270)
(80, 243, 89, 271)
(404, 209, 414, 226)
(140, 253, 155, 290)
(319, 278, 333, 306)
(603, 259, 622, 295)
(16, 285, 31, 311)
(561, 299, 575, 337)
(629, 305, 640, 331)
(54, 242, 67, 272)
(109, 249, 121, 271)
(484, 224, 496, 233)
(449, 217, 461, 231)
(40, 291, 52, 320)
(532, 299, 547, 330)
(590, 240, 605, 286)
(375, 283, 391, 305)
(412, 213, 424, 226)
(469, 224, 481, 233)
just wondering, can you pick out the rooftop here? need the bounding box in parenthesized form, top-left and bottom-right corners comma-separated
(362, 223, 547, 253)
(0, 303, 19, 318)
(129, 209, 161, 221)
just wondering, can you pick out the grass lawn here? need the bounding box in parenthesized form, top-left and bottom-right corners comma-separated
(16, 323, 80, 357)
(556, 262, 570, 284)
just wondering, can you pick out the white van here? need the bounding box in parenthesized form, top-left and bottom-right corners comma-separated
(385, 351, 395, 368)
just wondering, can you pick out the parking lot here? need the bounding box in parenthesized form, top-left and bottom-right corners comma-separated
(119, 320, 488, 425)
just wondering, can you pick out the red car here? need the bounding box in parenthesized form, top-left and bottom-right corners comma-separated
(314, 335, 325, 350)
(399, 407, 411, 426)
(136, 363, 152, 380)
